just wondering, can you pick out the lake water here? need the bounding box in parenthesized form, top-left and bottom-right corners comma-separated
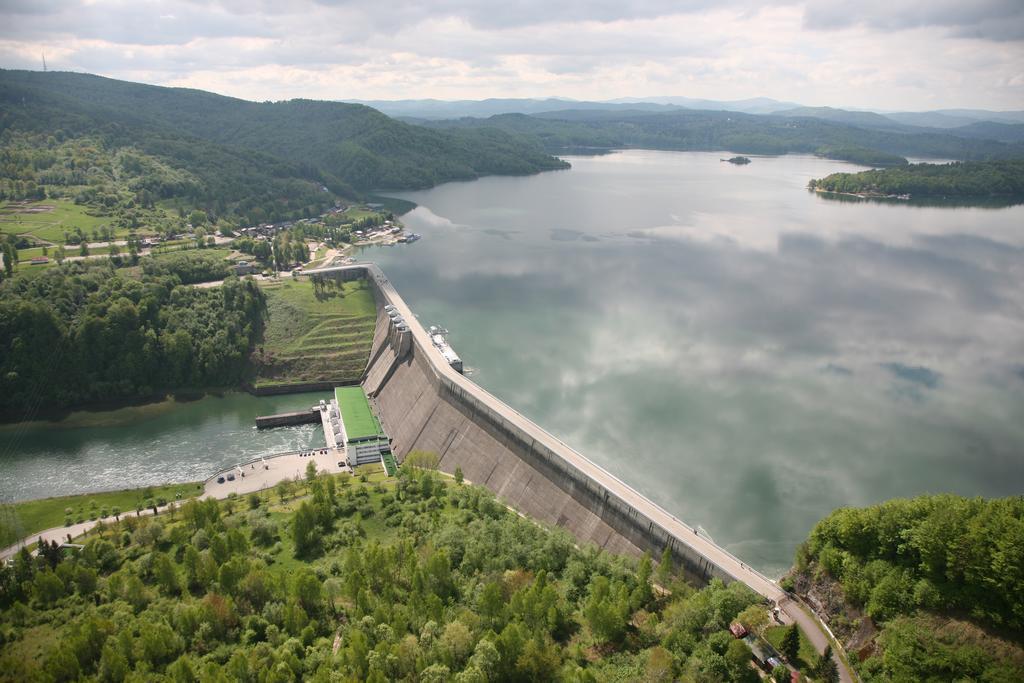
(0, 392, 327, 503)
(2, 150, 1022, 576)
(362, 150, 1024, 576)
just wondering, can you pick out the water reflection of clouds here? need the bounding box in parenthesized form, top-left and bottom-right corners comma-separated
(377, 152, 1024, 573)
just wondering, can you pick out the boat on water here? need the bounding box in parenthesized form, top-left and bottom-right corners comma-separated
(428, 325, 463, 373)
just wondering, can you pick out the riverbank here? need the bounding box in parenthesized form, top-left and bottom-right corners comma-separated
(0, 481, 202, 549)
(0, 391, 329, 504)
(0, 447, 349, 562)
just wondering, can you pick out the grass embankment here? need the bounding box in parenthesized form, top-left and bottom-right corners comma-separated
(252, 277, 376, 388)
(4, 482, 202, 542)
(0, 200, 110, 242)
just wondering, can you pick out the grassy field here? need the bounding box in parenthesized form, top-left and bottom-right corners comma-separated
(0, 200, 111, 242)
(15, 244, 116, 262)
(4, 482, 203, 541)
(335, 386, 383, 439)
(342, 205, 382, 222)
(765, 623, 819, 674)
(252, 277, 376, 388)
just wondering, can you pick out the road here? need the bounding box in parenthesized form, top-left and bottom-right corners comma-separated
(0, 447, 346, 564)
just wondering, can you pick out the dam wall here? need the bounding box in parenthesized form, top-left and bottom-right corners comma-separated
(307, 264, 785, 598)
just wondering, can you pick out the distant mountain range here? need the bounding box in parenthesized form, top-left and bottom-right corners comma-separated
(0, 70, 568, 222)
(349, 96, 1024, 135)
(1, 69, 1020, 228)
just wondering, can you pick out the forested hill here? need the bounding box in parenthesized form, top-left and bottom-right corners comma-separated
(424, 109, 1024, 164)
(789, 494, 1024, 681)
(0, 70, 567, 206)
(808, 159, 1024, 199)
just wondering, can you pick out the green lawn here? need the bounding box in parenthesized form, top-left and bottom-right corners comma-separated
(15, 244, 115, 262)
(5, 482, 203, 541)
(765, 624, 819, 674)
(0, 200, 111, 242)
(343, 206, 381, 222)
(335, 386, 383, 440)
(148, 246, 232, 261)
(252, 278, 376, 388)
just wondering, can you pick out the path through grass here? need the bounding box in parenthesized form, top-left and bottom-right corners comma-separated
(3, 482, 202, 543)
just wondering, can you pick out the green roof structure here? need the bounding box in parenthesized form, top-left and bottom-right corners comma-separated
(335, 386, 384, 441)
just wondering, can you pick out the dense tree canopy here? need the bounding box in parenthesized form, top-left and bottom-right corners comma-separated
(0, 260, 264, 419)
(0, 467, 765, 682)
(0, 69, 569, 225)
(808, 159, 1024, 199)
(793, 494, 1024, 681)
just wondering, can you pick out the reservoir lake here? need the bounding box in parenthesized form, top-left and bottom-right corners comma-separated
(3, 150, 1023, 575)
(368, 150, 1024, 575)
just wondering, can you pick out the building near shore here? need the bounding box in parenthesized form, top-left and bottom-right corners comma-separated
(334, 386, 392, 468)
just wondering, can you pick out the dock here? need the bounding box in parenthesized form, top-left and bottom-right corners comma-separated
(254, 409, 320, 429)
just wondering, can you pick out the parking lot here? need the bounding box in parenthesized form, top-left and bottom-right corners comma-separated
(202, 448, 349, 498)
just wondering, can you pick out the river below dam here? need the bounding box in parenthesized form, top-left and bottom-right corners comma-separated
(2, 150, 1022, 576)
(0, 393, 327, 503)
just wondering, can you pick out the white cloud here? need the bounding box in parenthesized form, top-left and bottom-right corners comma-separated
(0, 1, 1021, 109)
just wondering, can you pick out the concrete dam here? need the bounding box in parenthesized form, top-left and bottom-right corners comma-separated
(307, 263, 786, 600)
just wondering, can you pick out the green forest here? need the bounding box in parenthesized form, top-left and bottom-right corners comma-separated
(790, 494, 1024, 681)
(0, 258, 265, 421)
(426, 109, 1024, 163)
(0, 69, 568, 227)
(0, 463, 771, 682)
(807, 159, 1024, 199)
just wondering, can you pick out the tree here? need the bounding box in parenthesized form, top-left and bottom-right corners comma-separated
(440, 620, 475, 668)
(293, 568, 323, 616)
(736, 604, 769, 636)
(292, 501, 317, 558)
(154, 552, 179, 595)
(188, 210, 208, 228)
(645, 646, 674, 682)
(404, 450, 439, 470)
(726, 638, 757, 682)
(46, 646, 81, 682)
(583, 575, 629, 644)
(781, 623, 801, 663)
(2, 242, 16, 276)
(815, 645, 839, 683)
(305, 460, 318, 484)
(33, 569, 64, 606)
(454, 466, 464, 485)
(656, 546, 674, 586)
(772, 663, 791, 682)
(97, 642, 129, 683)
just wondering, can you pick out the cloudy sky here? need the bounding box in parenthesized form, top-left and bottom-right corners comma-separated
(1, 0, 1022, 110)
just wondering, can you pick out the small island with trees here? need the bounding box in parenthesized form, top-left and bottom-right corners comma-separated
(809, 158, 1024, 201)
(724, 156, 752, 165)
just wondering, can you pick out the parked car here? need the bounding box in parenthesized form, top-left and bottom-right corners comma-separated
(227, 473, 236, 481)
(216, 476, 225, 484)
